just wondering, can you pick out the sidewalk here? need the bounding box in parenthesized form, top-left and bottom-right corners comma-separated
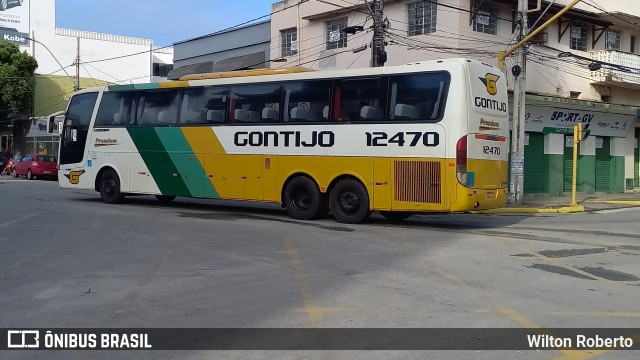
(477, 190, 640, 214)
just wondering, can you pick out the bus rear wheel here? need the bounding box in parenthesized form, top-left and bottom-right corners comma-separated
(99, 169, 125, 204)
(284, 176, 327, 220)
(380, 211, 413, 221)
(330, 178, 370, 224)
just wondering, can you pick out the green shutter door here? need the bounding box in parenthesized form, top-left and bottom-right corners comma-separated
(595, 137, 611, 192)
(563, 136, 577, 193)
(635, 130, 639, 188)
(524, 133, 544, 193)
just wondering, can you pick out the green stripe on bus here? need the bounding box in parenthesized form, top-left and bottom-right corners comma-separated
(134, 83, 160, 90)
(154, 128, 219, 198)
(108, 84, 135, 91)
(127, 127, 191, 197)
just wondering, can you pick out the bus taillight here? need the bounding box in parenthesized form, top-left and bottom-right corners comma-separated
(456, 135, 467, 167)
(456, 135, 468, 185)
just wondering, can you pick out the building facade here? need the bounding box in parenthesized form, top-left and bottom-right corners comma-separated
(0, 0, 173, 159)
(270, 0, 640, 195)
(169, 21, 271, 80)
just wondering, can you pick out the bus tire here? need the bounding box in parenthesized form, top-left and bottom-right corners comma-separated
(284, 176, 325, 220)
(380, 211, 413, 221)
(330, 178, 370, 224)
(155, 195, 176, 203)
(99, 169, 125, 204)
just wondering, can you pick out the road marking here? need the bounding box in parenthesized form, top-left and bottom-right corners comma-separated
(282, 233, 344, 327)
(435, 268, 610, 360)
(593, 207, 640, 214)
(476, 309, 640, 318)
(0, 213, 39, 228)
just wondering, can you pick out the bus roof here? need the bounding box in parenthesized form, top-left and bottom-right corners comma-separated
(178, 67, 314, 81)
(89, 58, 495, 93)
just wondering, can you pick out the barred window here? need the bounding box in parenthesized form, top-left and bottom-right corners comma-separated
(326, 18, 348, 50)
(281, 28, 298, 57)
(472, 0, 498, 35)
(605, 29, 621, 50)
(570, 21, 588, 51)
(408, 1, 437, 36)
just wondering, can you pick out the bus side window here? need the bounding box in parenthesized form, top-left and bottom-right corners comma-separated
(231, 83, 282, 124)
(181, 88, 204, 124)
(338, 77, 387, 122)
(283, 80, 332, 123)
(138, 90, 181, 126)
(388, 72, 450, 122)
(94, 92, 136, 126)
(202, 87, 229, 124)
(181, 87, 229, 125)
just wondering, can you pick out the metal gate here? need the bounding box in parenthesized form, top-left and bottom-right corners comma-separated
(524, 133, 544, 193)
(563, 135, 578, 193)
(595, 137, 611, 192)
(635, 130, 639, 188)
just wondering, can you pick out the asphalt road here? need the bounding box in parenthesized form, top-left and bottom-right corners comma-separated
(1, 178, 639, 359)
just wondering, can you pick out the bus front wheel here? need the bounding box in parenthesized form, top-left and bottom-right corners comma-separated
(99, 169, 125, 204)
(284, 176, 327, 220)
(380, 211, 413, 221)
(330, 178, 370, 224)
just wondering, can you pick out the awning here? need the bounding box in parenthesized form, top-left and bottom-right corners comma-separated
(168, 52, 267, 80)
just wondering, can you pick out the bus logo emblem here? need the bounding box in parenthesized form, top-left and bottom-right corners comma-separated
(479, 73, 500, 96)
(65, 170, 86, 184)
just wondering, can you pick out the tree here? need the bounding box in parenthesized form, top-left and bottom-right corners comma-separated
(0, 41, 38, 128)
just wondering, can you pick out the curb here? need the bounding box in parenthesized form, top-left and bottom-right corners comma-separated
(585, 200, 640, 206)
(472, 205, 585, 214)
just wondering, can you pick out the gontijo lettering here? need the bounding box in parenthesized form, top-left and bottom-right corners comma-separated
(234, 131, 335, 148)
(475, 97, 508, 112)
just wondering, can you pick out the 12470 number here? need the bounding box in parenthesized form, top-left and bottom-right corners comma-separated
(366, 132, 440, 147)
(483, 145, 501, 155)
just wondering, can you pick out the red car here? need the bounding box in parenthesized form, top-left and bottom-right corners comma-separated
(14, 154, 58, 180)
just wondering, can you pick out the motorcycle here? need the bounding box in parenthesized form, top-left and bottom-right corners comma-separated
(1, 159, 14, 177)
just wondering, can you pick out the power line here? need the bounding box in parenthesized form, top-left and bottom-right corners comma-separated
(582, 0, 640, 32)
(79, 0, 310, 66)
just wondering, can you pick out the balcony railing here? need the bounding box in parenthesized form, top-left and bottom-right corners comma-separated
(590, 50, 640, 89)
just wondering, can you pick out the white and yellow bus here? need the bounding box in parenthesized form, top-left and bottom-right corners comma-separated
(58, 58, 509, 223)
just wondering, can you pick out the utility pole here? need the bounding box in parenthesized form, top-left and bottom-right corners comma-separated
(74, 37, 80, 91)
(498, 0, 583, 204)
(510, 0, 528, 204)
(371, 0, 386, 67)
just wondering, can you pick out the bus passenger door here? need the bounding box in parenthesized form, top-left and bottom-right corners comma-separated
(244, 155, 263, 201)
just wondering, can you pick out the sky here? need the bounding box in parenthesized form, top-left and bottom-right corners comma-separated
(55, 0, 274, 47)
